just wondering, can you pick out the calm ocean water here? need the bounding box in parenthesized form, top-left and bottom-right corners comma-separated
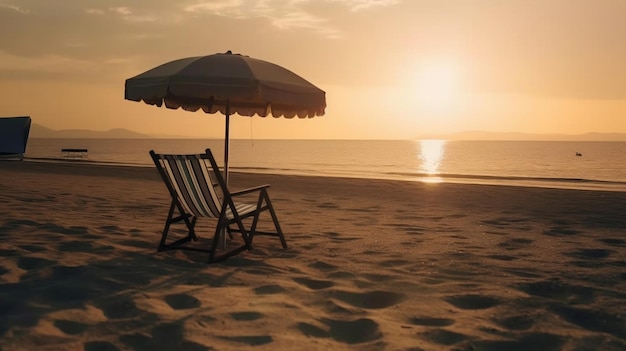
(24, 139, 626, 191)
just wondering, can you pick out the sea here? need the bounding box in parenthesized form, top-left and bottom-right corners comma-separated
(23, 138, 626, 192)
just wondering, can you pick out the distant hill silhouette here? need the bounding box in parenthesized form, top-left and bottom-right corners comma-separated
(30, 124, 153, 139)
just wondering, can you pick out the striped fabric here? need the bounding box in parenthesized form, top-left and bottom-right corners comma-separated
(225, 203, 257, 219)
(154, 153, 258, 220)
(161, 154, 221, 217)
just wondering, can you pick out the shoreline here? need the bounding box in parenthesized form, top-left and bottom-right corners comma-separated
(20, 157, 626, 193)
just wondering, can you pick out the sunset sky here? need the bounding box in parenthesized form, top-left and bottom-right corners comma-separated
(1, 0, 625, 139)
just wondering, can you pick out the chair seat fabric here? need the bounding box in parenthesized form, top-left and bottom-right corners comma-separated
(226, 202, 257, 220)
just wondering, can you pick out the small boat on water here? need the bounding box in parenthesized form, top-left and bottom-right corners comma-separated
(576, 152, 583, 156)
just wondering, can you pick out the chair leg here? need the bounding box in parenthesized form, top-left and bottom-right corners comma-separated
(208, 219, 249, 263)
(158, 201, 177, 251)
(262, 189, 287, 249)
(225, 226, 234, 239)
(208, 222, 223, 263)
(233, 217, 253, 249)
(187, 216, 198, 240)
(242, 190, 287, 249)
(248, 211, 261, 245)
(159, 200, 198, 251)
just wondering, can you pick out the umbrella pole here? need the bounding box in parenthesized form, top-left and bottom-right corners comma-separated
(221, 100, 231, 251)
(224, 100, 230, 185)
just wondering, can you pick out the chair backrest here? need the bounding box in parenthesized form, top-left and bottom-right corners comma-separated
(150, 151, 226, 218)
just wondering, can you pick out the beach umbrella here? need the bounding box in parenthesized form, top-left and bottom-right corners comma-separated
(124, 50, 326, 183)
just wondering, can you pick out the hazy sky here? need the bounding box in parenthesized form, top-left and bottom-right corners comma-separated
(1, 0, 625, 139)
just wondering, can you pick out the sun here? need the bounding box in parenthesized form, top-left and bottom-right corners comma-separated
(412, 61, 460, 110)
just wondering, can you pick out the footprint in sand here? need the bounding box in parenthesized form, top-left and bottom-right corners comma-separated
(493, 313, 538, 331)
(360, 273, 396, 283)
(327, 271, 355, 280)
(83, 341, 120, 351)
(99, 225, 122, 233)
(444, 294, 501, 310)
(516, 280, 595, 305)
(95, 295, 146, 319)
(597, 238, 626, 247)
(467, 332, 565, 351)
(17, 256, 56, 270)
(120, 333, 151, 349)
(328, 236, 361, 242)
(308, 260, 338, 271)
(293, 277, 335, 290)
(543, 226, 581, 236)
(408, 317, 455, 327)
(120, 322, 209, 350)
(58, 240, 113, 253)
(497, 237, 534, 251)
(116, 239, 150, 249)
(488, 254, 517, 261)
(230, 311, 264, 321)
(481, 217, 530, 227)
(164, 293, 201, 310)
(58, 241, 93, 253)
(254, 284, 286, 295)
(0, 249, 17, 257)
(504, 268, 542, 279)
(420, 328, 468, 346)
(0, 219, 39, 231)
(379, 259, 410, 268)
(54, 319, 89, 335)
(322, 300, 356, 315)
(297, 317, 381, 344)
(332, 290, 406, 309)
(218, 335, 273, 346)
(565, 248, 613, 259)
(17, 244, 46, 252)
(42, 223, 90, 235)
(550, 305, 626, 339)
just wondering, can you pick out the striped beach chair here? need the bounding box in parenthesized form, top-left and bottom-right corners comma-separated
(149, 149, 287, 263)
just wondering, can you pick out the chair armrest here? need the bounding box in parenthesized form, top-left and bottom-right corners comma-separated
(230, 184, 271, 196)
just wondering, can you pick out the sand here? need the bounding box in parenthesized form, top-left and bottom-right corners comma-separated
(0, 160, 625, 351)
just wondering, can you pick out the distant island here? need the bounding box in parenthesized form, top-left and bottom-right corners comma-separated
(28, 123, 626, 141)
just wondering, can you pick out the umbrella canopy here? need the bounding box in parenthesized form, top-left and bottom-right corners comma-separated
(125, 50, 326, 118)
(125, 50, 326, 183)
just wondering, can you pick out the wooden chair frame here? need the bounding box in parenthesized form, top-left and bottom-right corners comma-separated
(150, 149, 287, 263)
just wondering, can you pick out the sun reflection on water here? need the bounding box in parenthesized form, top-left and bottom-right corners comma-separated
(418, 139, 446, 182)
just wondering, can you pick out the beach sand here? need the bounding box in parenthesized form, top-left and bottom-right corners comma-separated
(0, 161, 625, 351)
